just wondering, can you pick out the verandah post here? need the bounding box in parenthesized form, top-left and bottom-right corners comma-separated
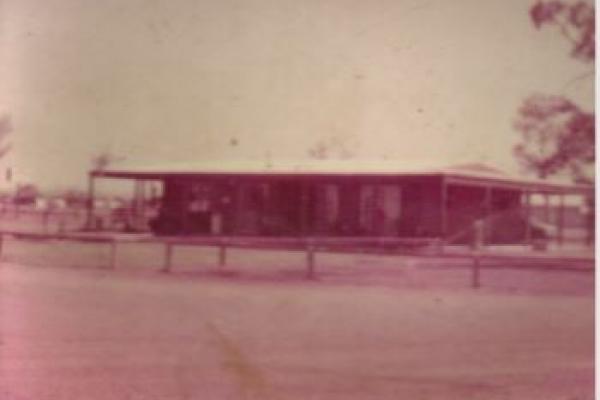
(557, 193, 565, 246)
(440, 178, 447, 246)
(85, 172, 96, 230)
(544, 193, 550, 223)
(524, 191, 532, 245)
(42, 210, 50, 233)
(300, 180, 310, 235)
(585, 192, 594, 247)
(483, 186, 492, 244)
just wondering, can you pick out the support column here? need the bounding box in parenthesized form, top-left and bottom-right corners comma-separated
(440, 179, 448, 243)
(544, 193, 550, 223)
(300, 181, 310, 235)
(524, 191, 532, 245)
(179, 180, 190, 234)
(483, 186, 492, 245)
(134, 180, 147, 229)
(558, 194, 565, 246)
(257, 183, 266, 235)
(138, 180, 146, 226)
(42, 210, 50, 233)
(234, 182, 244, 235)
(85, 172, 96, 230)
(585, 194, 594, 247)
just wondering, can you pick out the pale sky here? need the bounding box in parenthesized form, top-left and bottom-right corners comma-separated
(0, 0, 594, 191)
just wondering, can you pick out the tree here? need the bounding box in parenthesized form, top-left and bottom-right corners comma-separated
(530, 0, 594, 63)
(514, 1, 595, 183)
(514, 94, 594, 182)
(91, 152, 125, 171)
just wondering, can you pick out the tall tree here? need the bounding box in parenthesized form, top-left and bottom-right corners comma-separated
(514, 1, 595, 183)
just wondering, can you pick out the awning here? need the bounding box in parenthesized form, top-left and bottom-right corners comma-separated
(91, 160, 593, 195)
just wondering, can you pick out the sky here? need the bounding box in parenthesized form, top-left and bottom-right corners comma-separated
(0, 0, 594, 192)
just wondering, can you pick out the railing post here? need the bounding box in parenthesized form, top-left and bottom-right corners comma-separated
(471, 219, 485, 289)
(109, 239, 118, 270)
(471, 254, 481, 289)
(162, 242, 173, 273)
(218, 240, 227, 268)
(473, 219, 485, 250)
(436, 238, 444, 255)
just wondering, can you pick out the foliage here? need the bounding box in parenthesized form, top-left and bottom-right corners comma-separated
(530, 0, 595, 63)
(514, 1, 595, 183)
(514, 94, 594, 182)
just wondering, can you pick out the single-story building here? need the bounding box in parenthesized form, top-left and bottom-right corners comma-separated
(89, 160, 593, 245)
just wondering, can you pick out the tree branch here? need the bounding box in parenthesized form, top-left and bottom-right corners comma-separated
(561, 68, 595, 92)
(554, 16, 580, 46)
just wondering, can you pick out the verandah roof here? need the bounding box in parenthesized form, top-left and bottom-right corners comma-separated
(91, 160, 592, 195)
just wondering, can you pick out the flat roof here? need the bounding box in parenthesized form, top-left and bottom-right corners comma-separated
(92, 160, 592, 194)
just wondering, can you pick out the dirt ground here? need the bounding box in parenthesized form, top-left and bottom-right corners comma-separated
(0, 240, 595, 400)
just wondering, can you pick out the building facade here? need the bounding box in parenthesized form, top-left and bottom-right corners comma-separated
(91, 161, 593, 244)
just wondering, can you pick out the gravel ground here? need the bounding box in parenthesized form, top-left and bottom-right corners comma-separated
(0, 253, 594, 400)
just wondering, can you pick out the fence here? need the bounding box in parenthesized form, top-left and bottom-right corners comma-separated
(0, 205, 155, 234)
(0, 231, 593, 289)
(0, 207, 85, 233)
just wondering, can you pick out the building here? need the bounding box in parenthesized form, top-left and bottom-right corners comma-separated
(90, 160, 593, 244)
